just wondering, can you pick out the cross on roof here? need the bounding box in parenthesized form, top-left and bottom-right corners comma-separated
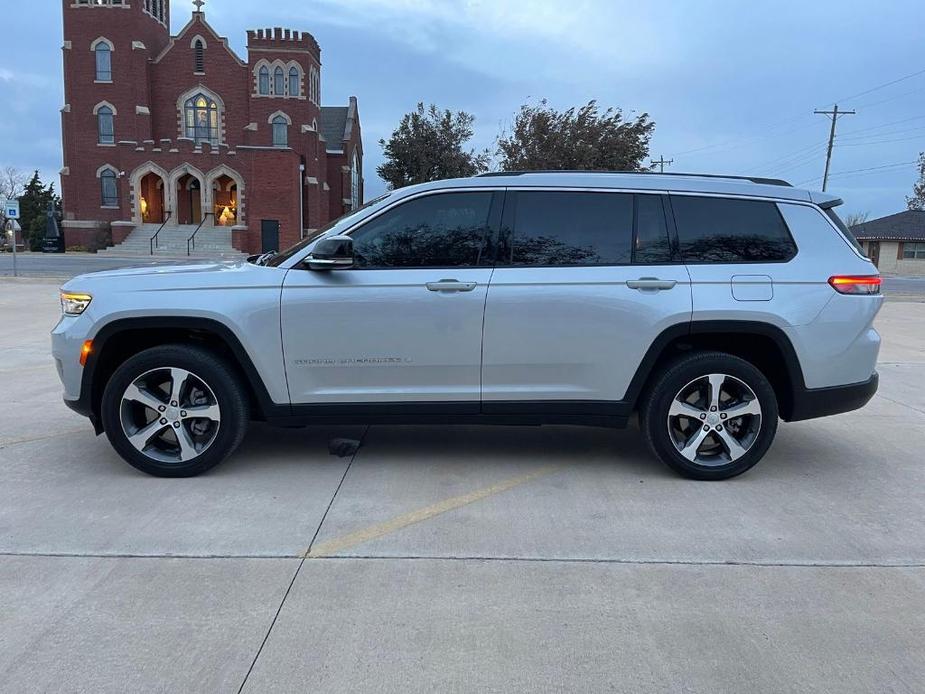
(193, 0, 204, 11)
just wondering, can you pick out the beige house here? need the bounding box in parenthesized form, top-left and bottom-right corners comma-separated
(851, 209, 925, 276)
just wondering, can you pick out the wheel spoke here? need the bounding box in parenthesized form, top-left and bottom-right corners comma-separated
(175, 424, 199, 461)
(127, 420, 168, 450)
(168, 367, 191, 405)
(722, 398, 761, 419)
(669, 399, 705, 420)
(678, 427, 710, 461)
(182, 403, 221, 423)
(717, 428, 747, 461)
(707, 373, 725, 411)
(123, 383, 165, 413)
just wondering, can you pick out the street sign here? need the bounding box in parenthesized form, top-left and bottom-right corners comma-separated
(4, 199, 19, 219)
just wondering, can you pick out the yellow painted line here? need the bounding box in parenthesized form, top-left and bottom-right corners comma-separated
(305, 464, 560, 558)
(0, 427, 89, 448)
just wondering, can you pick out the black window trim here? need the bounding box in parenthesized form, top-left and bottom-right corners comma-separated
(330, 188, 505, 271)
(665, 191, 799, 265)
(496, 188, 681, 269)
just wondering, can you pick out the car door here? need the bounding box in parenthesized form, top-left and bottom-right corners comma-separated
(281, 189, 502, 410)
(481, 189, 692, 413)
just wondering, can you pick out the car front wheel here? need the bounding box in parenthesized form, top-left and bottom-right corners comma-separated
(101, 344, 249, 477)
(640, 351, 779, 480)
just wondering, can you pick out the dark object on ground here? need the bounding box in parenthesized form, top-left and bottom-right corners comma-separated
(329, 438, 361, 458)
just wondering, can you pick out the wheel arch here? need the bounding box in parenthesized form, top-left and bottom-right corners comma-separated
(627, 320, 806, 420)
(81, 317, 283, 431)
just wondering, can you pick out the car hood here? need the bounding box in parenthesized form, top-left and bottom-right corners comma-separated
(61, 259, 282, 293)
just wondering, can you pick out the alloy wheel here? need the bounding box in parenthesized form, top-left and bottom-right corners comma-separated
(667, 373, 762, 467)
(119, 367, 221, 464)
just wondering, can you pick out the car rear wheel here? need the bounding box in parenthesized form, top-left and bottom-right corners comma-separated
(640, 351, 778, 480)
(101, 345, 249, 477)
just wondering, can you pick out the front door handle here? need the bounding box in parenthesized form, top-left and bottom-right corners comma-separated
(425, 279, 477, 292)
(626, 277, 677, 291)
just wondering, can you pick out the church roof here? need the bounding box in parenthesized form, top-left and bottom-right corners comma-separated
(320, 107, 348, 152)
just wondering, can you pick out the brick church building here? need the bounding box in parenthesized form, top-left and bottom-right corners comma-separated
(60, 0, 363, 255)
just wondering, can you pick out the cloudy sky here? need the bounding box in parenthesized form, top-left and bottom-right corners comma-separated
(3, 0, 924, 217)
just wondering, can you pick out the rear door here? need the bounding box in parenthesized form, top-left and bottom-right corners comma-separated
(481, 189, 692, 411)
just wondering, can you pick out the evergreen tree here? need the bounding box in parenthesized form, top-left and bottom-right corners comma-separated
(19, 171, 61, 251)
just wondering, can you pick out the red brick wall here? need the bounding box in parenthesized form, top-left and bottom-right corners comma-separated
(60, 2, 360, 255)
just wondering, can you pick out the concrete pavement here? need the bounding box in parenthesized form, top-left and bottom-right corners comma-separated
(0, 278, 923, 692)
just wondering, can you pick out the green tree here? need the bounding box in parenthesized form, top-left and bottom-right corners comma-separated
(496, 99, 655, 172)
(908, 152, 925, 211)
(377, 103, 489, 189)
(19, 171, 61, 251)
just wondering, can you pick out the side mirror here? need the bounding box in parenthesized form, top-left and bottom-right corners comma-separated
(306, 235, 354, 270)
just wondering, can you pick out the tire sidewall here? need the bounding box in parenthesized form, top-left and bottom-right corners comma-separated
(644, 352, 779, 480)
(101, 345, 247, 477)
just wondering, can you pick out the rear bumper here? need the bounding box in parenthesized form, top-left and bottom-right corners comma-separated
(785, 372, 878, 422)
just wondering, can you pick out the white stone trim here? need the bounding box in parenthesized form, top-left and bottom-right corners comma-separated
(96, 164, 119, 178)
(136, 105, 150, 115)
(267, 110, 292, 125)
(132, 40, 146, 50)
(90, 37, 114, 52)
(190, 34, 208, 49)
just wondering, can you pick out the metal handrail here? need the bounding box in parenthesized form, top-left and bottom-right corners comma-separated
(186, 212, 214, 256)
(149, 210, 173, 255)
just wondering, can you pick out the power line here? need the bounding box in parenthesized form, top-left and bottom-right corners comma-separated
(794, 160, 918, 186)
(825, 67, 925, 107)
(814, 105, 855, 191)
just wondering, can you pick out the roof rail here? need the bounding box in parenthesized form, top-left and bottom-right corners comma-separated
(475, 170, 793, 187)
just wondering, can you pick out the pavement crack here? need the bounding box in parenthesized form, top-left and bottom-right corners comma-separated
(234, 424, 368, 694)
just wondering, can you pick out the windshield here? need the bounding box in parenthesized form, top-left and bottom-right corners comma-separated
(265, 193, 392, 267)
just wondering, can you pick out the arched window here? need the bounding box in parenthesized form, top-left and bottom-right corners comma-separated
(272, 115, 288, 147)
(184, 93, 219, 146)
(97, 105, 114, 144)
(94, 41, 112, 82)
(350, 149, 361, 210)
(274, 66, 285, 95)
(100, 169, 118, 207)
(193, 39, 204, 73)
(258, 65, 269, 95)
(288, 67, 300, 97)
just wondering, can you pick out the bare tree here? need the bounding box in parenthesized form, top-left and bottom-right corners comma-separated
(844, 211, 869, 228)
(908, 152, 925, 211)
(0, 166, 27, 229)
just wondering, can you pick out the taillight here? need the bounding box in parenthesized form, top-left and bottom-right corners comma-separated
(828, 275, 881, 295)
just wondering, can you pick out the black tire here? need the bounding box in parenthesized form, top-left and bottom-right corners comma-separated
(640, 351, 778, 480)
(101, 344, 249, 477)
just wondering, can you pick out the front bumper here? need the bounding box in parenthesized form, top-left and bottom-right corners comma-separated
(786, 372, 879, 422)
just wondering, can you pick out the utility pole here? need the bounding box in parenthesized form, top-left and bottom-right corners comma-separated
(651, 156, 673, 173)
(814, 104, 855, 191)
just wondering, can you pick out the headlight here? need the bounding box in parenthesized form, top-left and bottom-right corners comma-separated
(60, 292, 92, 315)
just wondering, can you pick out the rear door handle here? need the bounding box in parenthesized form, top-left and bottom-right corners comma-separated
(626, 277, 677, 291)
(425, 279, 477, 292)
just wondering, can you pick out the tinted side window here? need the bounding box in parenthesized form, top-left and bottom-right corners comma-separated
(510, 191, 633, 266)
(634, 194, 673, 264)
(351, 192, 493, 268)
(671, 195, 796, 263)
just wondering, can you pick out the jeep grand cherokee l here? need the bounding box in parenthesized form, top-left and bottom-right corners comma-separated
(52, 172, 882, 479)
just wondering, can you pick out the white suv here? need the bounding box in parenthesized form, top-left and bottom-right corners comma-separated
(53, 172, 882, 479)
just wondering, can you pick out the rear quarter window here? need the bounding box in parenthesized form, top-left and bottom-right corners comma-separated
(670, 195, 797, 263)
